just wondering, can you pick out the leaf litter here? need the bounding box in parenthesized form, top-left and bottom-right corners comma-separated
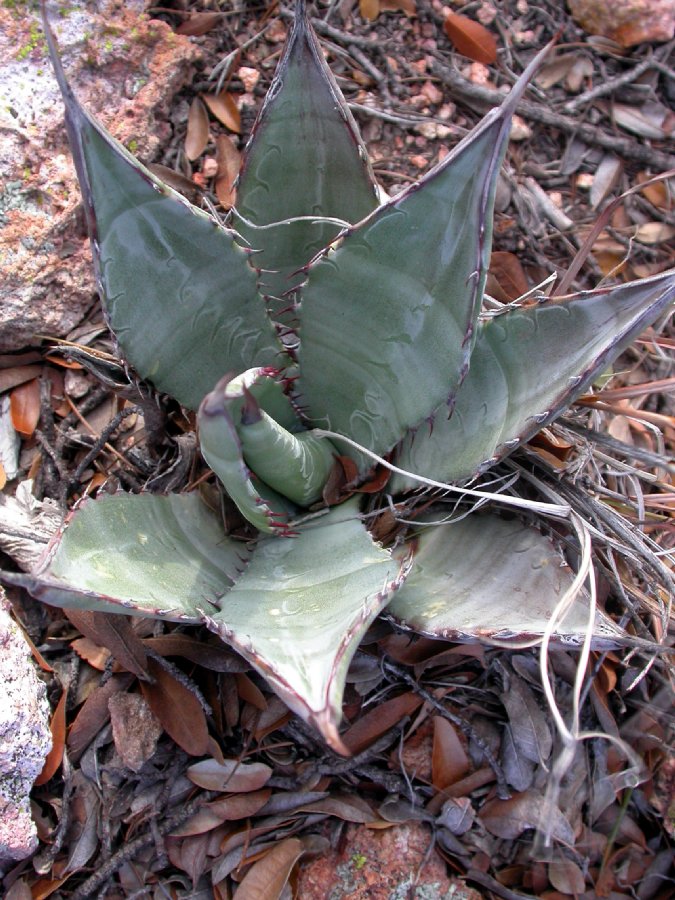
(0, 0, 673, 897)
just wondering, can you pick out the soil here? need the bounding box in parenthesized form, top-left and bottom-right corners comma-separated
(0, 1, 673, 898)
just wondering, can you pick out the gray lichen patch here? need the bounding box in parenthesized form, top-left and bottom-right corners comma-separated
(0, 0, 201, 351)
(0, 588, 52, 871)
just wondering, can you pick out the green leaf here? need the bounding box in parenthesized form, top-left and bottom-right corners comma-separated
(203, 502, 409, 752)
(238, 408, 338, 508)
(388, 513, 622, 644)
(296, 47, 550, 468)
(198, 370, 299, 535)
(392, 270, 675, 489)
(3, 493, 407, 753)
(1, 493, 248, 619)
(198, 367, 338, 517)
(235, 2, 379, 308)
(42, 14, 286, 410)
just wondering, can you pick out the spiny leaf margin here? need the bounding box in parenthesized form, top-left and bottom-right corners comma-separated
(296, 43, 553, 471)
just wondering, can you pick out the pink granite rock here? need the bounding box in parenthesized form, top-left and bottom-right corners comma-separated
(0, 589, 51, 871)
(296, 821, 482, 899)
(0, 0, 201, 351)
(108, 692, 163, 773)
(567, 0, 675, 47)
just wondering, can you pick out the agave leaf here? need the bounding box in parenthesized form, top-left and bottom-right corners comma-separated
(42, 12, 287, 411)
(199, 368, 338, 522)
(0, 491, 408, 753)
(237, 407, 338, 507)
(221, 365, 302, 433)
(2, 491, 405, 752)
(203, 502, 410, 752)
(235, 1, 379, 307)
(198, 370, 299, 535)
(392, 270, 675, 489)
(296, 46, 551, 467)
(388, 513, 623, 644)
(0, 493, 248, 619)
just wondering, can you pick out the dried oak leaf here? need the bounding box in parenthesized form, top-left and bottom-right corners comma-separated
(443, 10, 498, 64)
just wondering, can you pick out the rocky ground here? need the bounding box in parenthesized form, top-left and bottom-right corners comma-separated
(0, 0, 673, 897)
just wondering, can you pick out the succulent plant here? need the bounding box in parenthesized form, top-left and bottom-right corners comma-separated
(4, 2, 673, 753)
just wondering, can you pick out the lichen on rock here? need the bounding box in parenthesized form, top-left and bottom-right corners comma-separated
(0, 588, 52, 870)
(0, 0, 201, 351)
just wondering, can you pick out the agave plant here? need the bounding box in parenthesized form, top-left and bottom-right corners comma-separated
(4, 2, 673, 752)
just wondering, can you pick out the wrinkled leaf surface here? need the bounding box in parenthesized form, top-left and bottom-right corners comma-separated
(236, 5, 379, 305)
(297, 49, 548, 467)
(43, 15, 286, 410)
(204, 502, 409, 752)
(393, 270, 675, 488)
(3, 493, 247, 619)
(198, 370, 299, 534)
(388, 513, 622, 643)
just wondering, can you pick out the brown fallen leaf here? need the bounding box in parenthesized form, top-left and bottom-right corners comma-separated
(166, 832, 211, 887)
(10, 378, 41, 437)
(0, 364, 43, 394)
(536, 52, 593, 93)
(355, 463, 391, 494)
(432, 716, 470, 790)
(236, 671, 267, 710)
(360, 0, 416, 20)
(140, 656, 210, 756)
(66, 609, 149, 679)
(636, 172, 673, 210)
(414, 643, 485, 677)
(187, 757, 272, 792)
(600, 100, 674, 140)
(202, 91, 241, 133)
(379, 633, 451, 666)
(537, 53, 580, 90)
(216, 835, 286, 883)
(359, 0, 380, 20)
(215, 134, 241, 208)
(443, 10, 498, 65)
(254, 790, 328, 818)
(233, 837, 305, 900)
(71, 636, 110, 670)
(498, 663, 553, 764)
(500, 724, 535, 792)
(43, 354, 83, 370)
(67, 673, 135, 762)
(590, 153, 622, 209)
(548, 857, 586, 895)
(480, 791, 574, 842)
(341, 691, 423, 754)
(171, 789, 273, 838)
(253, 695, 293, 741)
(436, 796, 475, 835)
(63, 771, 100, 874)
(176, 11, 223, 36)
(185, 96, 210, 161)
(299, 794, 379, 824)
(527, 427, 574, 463)
(147, 163, 204, 203)
(634, 222, 675, 245)
(488, 250, 530, 302)
(143, 632, 248, 672)
(35, 687, 67, 785)
(565, 55, 593, 93)
(8, 611, 54, 673)
(4, 879, 33, 900)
